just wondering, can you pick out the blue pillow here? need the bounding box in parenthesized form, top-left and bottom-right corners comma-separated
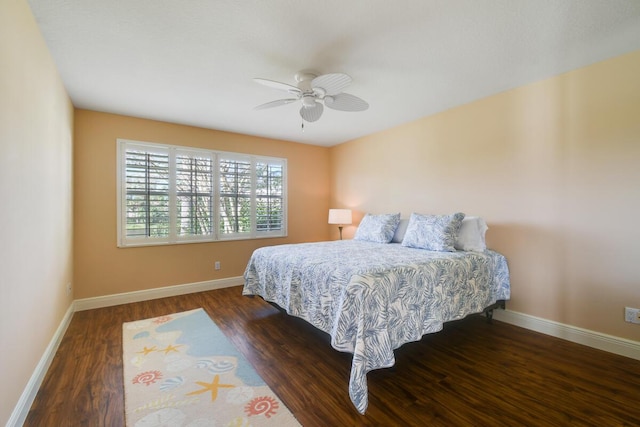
(401, 212, 465, 251)
(353, 213, 401, 243)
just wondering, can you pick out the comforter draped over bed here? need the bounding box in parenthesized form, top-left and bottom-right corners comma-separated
(242, 240, 510, 414)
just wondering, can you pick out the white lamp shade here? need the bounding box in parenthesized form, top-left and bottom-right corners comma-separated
(328, 209, 352, 225)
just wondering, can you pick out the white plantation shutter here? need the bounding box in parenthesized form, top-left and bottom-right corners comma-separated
(175, 150, 214, 238)
(219, 156, 252, 236)
(117, 139, 287, 247)
(122, 144, 170, 241)
(256, 160, 284, 233)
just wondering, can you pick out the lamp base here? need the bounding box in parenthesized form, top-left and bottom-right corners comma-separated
(338, 226, 343, 240)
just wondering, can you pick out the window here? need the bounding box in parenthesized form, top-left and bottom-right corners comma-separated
(117, 139, 287, 247)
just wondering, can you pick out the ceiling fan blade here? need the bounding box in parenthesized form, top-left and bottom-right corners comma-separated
(324, 93, 369, 112)
(254, 98, 299, 110)
(253, 78, 302, 95)
(299, 102, 323, 122)
(311, 73, 352, 96)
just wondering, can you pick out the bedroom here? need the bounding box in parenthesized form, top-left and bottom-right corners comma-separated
(2, 0, 640, 425)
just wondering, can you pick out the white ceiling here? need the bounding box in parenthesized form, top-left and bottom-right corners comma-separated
(27, 0, 640, 147)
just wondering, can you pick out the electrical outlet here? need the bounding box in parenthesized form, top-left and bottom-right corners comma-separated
(214, 261, 221, 270)
(625, 307, 640, 324)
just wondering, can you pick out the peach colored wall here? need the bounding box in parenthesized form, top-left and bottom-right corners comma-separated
(74, 110, 330, 298)
(0, 0, 74, 424)
(330, 50, 640, 342)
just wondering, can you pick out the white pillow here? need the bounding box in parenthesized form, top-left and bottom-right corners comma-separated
(391, 219, 410, 243)
(454, 216, 488, 251)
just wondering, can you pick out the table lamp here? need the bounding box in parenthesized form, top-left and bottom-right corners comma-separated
(328, 209, 352, 240)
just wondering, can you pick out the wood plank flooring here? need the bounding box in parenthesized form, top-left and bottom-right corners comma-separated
(25, 286, 640, 426)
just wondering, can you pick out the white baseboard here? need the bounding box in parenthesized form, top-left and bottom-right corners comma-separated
(74, 276, 244, 311)
(8, 276, 244, 426)
(7, 303, 75, 427)
(492, 309, 640, 361)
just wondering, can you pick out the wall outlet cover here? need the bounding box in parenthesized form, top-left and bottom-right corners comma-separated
(625, 307, 640, 324)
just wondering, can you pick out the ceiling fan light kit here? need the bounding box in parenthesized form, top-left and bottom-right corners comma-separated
(302, 95, 316, 108)
(254, 71, 369, 125)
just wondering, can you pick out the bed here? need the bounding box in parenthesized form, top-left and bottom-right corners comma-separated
(242, 213, 511, 414)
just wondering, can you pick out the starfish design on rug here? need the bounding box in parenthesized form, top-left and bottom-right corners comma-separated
(186, 375, 235, 402)
(137, 346, 157, 355)
(159, 344, 182, 354)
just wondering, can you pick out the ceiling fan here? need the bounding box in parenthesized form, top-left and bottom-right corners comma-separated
(253, 71, 369, 123)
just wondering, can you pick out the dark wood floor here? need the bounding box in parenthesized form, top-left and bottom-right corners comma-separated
(25, 286, 640, 426)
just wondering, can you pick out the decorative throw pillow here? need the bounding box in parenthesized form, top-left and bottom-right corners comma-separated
(401, 212, 465, 251)
(353, 213, 401, 243)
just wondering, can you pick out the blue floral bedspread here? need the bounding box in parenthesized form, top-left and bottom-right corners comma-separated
(242, 240, 511, 414)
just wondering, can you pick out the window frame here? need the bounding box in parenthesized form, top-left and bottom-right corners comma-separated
(117, 139, 287, 248)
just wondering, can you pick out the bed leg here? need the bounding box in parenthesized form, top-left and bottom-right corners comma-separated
(484, 300, 505, 323)
(485, 309, 494, 323)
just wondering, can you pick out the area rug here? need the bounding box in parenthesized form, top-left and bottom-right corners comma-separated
(122, 308, 301, 426)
